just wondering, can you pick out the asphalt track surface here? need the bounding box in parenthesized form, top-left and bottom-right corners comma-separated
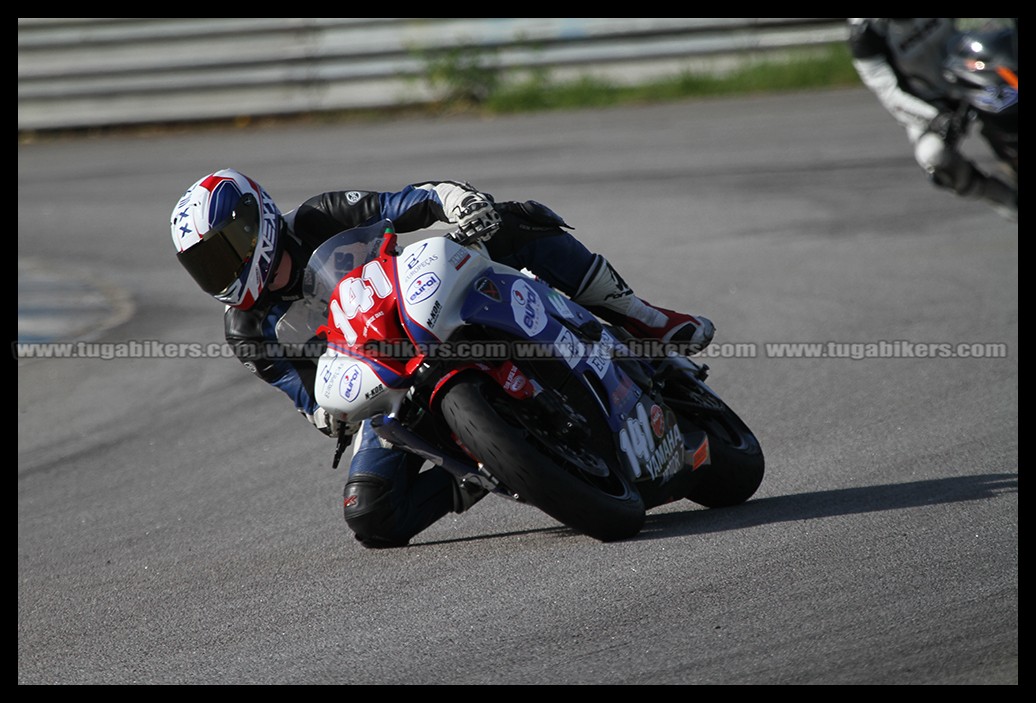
(17, 88, 1017, 685)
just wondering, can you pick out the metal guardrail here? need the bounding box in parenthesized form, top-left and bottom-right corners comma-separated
(17, 18, 849, 132)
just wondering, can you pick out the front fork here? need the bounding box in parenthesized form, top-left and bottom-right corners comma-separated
(369, 413, 499, 493)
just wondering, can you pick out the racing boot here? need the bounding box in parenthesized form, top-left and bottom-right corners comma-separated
(572, 255, 715, 352)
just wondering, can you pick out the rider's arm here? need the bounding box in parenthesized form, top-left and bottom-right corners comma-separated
(848, 18, 940, 133)
(288, 181, 492, 238)
(224, 304, 320, 417)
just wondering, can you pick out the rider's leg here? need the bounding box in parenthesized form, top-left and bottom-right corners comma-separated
(487, 201, 715, 349)
(915, 131, 1017, 220)
(342, 421, 485, 549)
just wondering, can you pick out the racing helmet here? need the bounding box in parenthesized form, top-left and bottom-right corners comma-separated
(170, 168, 283, 309)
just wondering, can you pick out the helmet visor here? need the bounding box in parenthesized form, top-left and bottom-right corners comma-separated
(177, 193, 261, 295)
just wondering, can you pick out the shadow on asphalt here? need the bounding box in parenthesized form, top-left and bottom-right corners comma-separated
(409, 472, 1017, 547)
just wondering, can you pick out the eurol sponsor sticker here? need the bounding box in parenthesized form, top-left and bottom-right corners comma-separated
(339, 363, 363, 402)
(406, 273, 441, 304)
(510, 279, 547, 335)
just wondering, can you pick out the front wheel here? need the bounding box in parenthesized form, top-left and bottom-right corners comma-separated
(688, 418, 764, 508)
(662, 377, 765, 508)
(440, 377, 645, 541)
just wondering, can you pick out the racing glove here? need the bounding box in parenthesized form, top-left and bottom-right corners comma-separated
(452, 194, 502, 245)
(927, 110, 966, 146)
(305, 406, 343, 438)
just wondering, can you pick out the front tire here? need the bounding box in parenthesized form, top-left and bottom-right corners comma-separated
(688, 419, 764, 508)
(663, 377, 764, 508)
(440, 377, 645, 541)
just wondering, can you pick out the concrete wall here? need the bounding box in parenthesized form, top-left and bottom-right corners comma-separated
(17, 18, 848, 132)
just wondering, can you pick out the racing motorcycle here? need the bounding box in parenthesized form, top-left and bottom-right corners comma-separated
(282, 219, 764, 542)
(940, 18, 1017, 187)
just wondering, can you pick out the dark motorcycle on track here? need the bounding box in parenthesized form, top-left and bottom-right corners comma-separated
(940, 18, 1017, 189)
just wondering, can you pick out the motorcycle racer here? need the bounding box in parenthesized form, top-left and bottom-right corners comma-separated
(847, 18, 1018, 220)
(170, 167, 715, 548)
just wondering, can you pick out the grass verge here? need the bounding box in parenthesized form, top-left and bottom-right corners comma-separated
(426, 43, 862, 115)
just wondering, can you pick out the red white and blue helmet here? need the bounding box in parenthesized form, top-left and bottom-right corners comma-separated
(170, 168, 282, 309)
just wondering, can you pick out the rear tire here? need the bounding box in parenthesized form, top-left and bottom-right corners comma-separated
(440, 377, 645, 541)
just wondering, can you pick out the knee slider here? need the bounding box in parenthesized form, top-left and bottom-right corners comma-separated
(342, 476, 410, 548)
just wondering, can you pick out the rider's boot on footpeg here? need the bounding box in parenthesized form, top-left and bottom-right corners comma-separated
(572, 255, 715, 352)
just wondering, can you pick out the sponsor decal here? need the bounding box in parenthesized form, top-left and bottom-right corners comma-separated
(587, 353, 609, 379)
(976, 85, 1017, 113)
(504, 365, 527, 393)
(554, 327, 581, 368)
(318, 355, 346, 401)
(361, 310, 385, 339)
(405, 243, 429, 268)
(403, 243, 439, 280)
(490, 361, 535, 399)
(319, 365, 335, 400)
(476, 277, 501, 301)
(510, 279, 547, 336)
(546, 291, 576, 319)
(650, 404, 665, 438)
(648, 424, 685, 480)
(406, 273, 441, 304)
(449, 249, 471, 269)
(339, 363, 363, 402)
(618, 400, 683, 480)
(426, 300, 443, 328)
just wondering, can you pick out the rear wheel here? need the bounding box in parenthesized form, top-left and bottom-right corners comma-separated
(440, 377, 645, 541)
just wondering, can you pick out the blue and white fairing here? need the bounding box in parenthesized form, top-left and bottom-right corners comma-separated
(313, 227, 687, 484)
(432, 256, 687, 484)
